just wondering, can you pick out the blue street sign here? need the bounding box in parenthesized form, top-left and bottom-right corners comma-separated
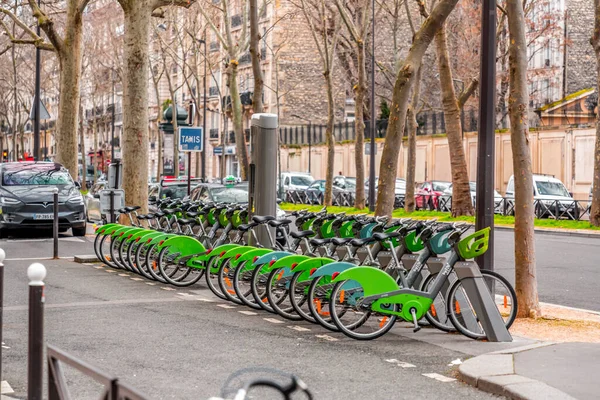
(178, 127, 203, 152)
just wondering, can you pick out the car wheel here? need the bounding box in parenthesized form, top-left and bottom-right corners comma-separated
(72, 224, 87, 237)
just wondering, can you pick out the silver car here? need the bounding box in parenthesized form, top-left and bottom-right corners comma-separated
(84, 181, 107, 223)
(0, 162, 87, 236)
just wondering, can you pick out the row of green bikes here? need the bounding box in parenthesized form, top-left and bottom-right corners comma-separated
(93, 198, 517, 341)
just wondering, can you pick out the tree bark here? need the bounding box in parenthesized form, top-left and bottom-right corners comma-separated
(375, 0, 459, 217)
(249, 0, 264, 113)
(54, 2, 84, 180)
(120, 0, 151, 212)
(324, 70, 336, 206)
(590, 0, 600, 226)
(228, 61, 250, 179)
(404, 67, 422, 213)
(507, 0, 541, 318)
(354, 41, 366, 209)
(434, 24, 473, 216)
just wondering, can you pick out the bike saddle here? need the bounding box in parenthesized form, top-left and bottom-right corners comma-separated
(177, 218, 196, 226)
(290, 230, 313, 239)
(309, 238, 333, 246)
(238, 222, 259, 232)
(373, 231, 401, 241)
(332, 237, 353, 246)
(185, 211, 199, 218)
(154, 211, 166, 218)
(163, 208, 182, 215)
(252, 215, 276, 223)
(268, 219, 292, 227)
(124, 206, 141, 212)
(350, 237, 376, 246)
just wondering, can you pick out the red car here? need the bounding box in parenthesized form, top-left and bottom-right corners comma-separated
(415, 181, 451, 209)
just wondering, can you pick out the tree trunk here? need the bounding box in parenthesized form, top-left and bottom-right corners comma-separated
(79, 103, 87, 192)
(324, 70, 336, 206)
(249, 0, 264, 113)
(121, 1, 151, 212)
(11, 42, 17, 161)
(375, 0, 459, 217)
(590, 0, 600, 226)
(172, 99, 179, 178)
(507, 0, 541, 318)
(228, 62, 250, 179)
(55, 5, 84, 180)
(93, 97, 98, 185)
(152, 71, 163, 182)
(354, 41, 366, 209)
(404, 67, 422, 213)
(434, 25, 473, 216)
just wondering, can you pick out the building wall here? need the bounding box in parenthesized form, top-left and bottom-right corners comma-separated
(565, 0, 596, 94)
(281, 126, 596, 200)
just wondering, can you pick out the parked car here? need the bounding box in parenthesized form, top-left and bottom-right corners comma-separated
(84, 181, 107, 222)
(443, 182, 504, 213)
(365, 177, 406, 196)
(506, 174, 576, 218)
(333, 176, 356, 192)
(157, 177, 204, 200)
(0, 162, 87, 236)
(415, 181, 451, 209)
(280, 172, 314, 192)
(305, 180, 348, 204)
(190, 182, 286, 219)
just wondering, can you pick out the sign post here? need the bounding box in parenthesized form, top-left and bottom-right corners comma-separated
(178, 127, 203, 196)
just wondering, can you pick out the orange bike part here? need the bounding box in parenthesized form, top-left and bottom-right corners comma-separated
(339, 290, 345, 303)
(430, 304, 437, 317)
(379, 317, 388, 328)
(455, 300, 461, 314)
(504, 295, 508, 309)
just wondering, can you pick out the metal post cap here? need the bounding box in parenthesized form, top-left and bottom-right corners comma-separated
(52, 188, 59, 194)
(0, 248, 5, 263)
(28, 263, 47, 286)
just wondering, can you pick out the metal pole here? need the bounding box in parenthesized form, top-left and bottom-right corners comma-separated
(52, 188, 58, 259)
(368, 0, 376, 212)
(202, 38, 207, 182)
(111, 75, 115, 162)
(0, 249, 4, 385)
(33, 0, 41, 161)
(188, 102, 193, 195)
(475, 0, 497, 271)
(27, 263, 46, 400)
(109, 191, 115, 224)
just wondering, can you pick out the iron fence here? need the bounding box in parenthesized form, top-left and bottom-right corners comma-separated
(48, 345, 148, 400)
(284, 191, 591, 221)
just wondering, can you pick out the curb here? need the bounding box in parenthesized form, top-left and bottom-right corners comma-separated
(73, 255, 100, 263)
(458, 343, 577, 400)
(495, 225, 600, 239)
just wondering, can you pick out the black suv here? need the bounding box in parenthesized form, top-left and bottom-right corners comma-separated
(0, 162, 87, 236)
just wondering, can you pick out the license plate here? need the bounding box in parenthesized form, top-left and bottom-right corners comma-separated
(34, 214, 54, 220)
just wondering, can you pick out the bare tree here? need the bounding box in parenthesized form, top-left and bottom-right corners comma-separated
(590, 0, 600, 226)
(298, 0, 340, 206)
(249, 0, 264, 113)
(375, 0, 460, 217)
(507, 0, 540, 318)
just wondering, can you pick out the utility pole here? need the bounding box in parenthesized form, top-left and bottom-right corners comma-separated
(111, 73, 115, 162)
(33, 0, 41, 161)
(368, 0, 376, 212)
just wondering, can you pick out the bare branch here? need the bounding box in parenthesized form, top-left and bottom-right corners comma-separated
(457, 78, 479, 108)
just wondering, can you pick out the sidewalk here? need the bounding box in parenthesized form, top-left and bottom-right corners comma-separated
(459, 342, 599, 399)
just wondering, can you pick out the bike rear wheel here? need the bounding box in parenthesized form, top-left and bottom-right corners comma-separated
(266, 268, 302, 321)
(420, 273, 456, 333)
(205, 256, 227, 300)
(233, 261, 262, 310)
(218, 259, 243, 304)
(157, 247, 204, 287)
(306, 276, 338, 331)
(289, 272, 316, 323)
(99, 235, 119, 269)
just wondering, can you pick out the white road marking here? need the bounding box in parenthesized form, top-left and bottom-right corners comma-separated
(263, 318, 285, 324)
(448, 359, 462, 366)
(422, 373, 456, 383)
(94, 266, 104, 269)
(385, 359, 416, 368)
(118, 274, 130, 277)
(238, 310, 258, 316)
(1, 342, 9, 350)
(106, 270, 116, 273)
(178, 293, 193, 296)
(130, 278, 144, 281)
(5, 257, 74, 261)
(217, 304, 236, 309)
(160, 287, 176, 291)
(288, 326, 311, 332)
(145, 282, 157, 286)
(195, 297, 215, 302)
(1, 381, 14, 394)
(315, 334, 338, 341)
(5, 237, 84, 243)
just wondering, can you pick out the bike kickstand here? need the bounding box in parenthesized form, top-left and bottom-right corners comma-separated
(410, 308, 421, 333)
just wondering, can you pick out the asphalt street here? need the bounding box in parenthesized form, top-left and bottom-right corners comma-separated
(0, 227, 598, 399)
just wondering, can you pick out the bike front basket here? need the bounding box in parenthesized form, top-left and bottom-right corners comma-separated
(404, 231, 425, 253)
(457, 227, 490, 259)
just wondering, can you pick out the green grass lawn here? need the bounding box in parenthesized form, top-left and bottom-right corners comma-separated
(280, 203, 600, 231)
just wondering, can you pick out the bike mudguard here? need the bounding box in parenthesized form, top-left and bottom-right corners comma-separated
(123, 228, 151, 243)
(110, 226, 137, 239)
(216, 246, 256, 269)
(309, 261, 357, 279)
(230, 248, 272, 269)
(262, 254, 311, 275)
(253, 251, 294, 267)
(291, 257, 334, 282)
(137, 231, 167, 246)
(147, 233, 177, 247)
(95, 223, 121, 236)
(157, 236, 206, 257)
(188, 243, 242, 268)
(331, 267, 432, 320)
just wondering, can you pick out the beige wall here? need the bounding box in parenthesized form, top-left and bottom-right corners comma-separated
(280, 127, 596, 200)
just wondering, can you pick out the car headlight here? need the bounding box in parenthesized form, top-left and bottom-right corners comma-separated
(67, 196, 84, 205)
(0, 196, 21, 205)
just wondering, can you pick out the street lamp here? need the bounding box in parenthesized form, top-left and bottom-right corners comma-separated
(369, 0, 376, 212)
(33, 0, 41, 161)
(291, 114, 312, 174)
(190, 33, 208, 183)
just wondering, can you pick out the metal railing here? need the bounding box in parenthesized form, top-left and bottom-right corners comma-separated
(284, 191, 592, 221)
(48, 345, 148, 400)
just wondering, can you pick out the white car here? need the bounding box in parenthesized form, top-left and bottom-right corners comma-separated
(506, 174, 577, 218)
(280, 172, 314, 192)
